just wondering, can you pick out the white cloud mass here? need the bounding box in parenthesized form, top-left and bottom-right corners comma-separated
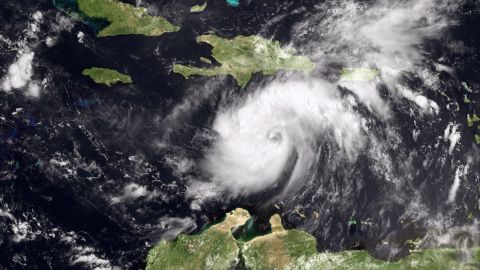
(188, 0, 465, 204)
(2, 51, 35, 92)
(198, 79, 366, 197)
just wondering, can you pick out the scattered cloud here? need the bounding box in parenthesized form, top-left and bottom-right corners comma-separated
(448, 165, 468, 203)
(0, 11, 43, 97)
(293, 0, 459, 115)
(69, 245, 117, 270)
(110, 183, 157, 204)
(1, 10, 75, 97)
(77, 31, 85, 43)
(157, 216, 197, 240)
(444, 123, 461, 155)
(396, 85, 440, 115)
(59, 231, 119, 270)
(338, 79, 390, 117)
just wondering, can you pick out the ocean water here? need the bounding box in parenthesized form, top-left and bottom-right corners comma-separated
(227, 0, 239, 7)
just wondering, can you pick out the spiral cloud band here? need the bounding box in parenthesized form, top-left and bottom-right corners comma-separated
(185, 0, 466, 206)
(201, 79, 366, 196)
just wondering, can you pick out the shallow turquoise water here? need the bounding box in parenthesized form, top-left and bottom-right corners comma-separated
(227, 0, 239, 7)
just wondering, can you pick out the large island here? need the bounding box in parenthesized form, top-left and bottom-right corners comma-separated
(75, 0, 179, 37)
(82, 67, 132, 86)
(173, 35, 315, 88)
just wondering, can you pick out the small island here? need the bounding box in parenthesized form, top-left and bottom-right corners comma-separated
(82, 67, 132, 86)
(173, 35, 315, 88)
(190, 2, 207, 13)
(146, 208, 480, 270)
(467, 113, 480, 144)
(462, 82, 480, 144)
(227, 0, 240, 7)
(77, 0, 180, 37)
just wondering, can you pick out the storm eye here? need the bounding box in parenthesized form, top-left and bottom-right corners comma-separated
(267, 131, 282, 143)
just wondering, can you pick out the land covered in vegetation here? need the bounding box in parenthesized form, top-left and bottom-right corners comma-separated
(82, 67, 132, 86)
(173, 35, 315, 88)
(146, 208, 480, 270)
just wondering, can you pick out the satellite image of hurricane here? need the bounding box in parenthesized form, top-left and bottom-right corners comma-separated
(1, 0, 480, 269)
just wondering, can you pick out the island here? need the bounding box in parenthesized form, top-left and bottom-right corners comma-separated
(340, 67, 379, 81)
(190, 2, 207, 13)
(467, 114, 480, 128)
(76, 0, 180, 37)
(463, 81, 480, 144)
(82, 67, 132, 86)
(146, 208, 480, 270)
(172, 35, 315, 88)
(226, 0, 240, 7)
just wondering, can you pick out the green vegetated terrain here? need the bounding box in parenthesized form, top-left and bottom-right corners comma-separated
(76, 0, 179, 37)
(462, 82, 480, 144)
(146, 208, 250, 270)
(82, 67, 132, 86)
(340, 67, 379, 81)
(191, 2, 207, 12)
(286, 248, 480, 270)
(146, 208, 480, 270)
(173, 35, 316, 88)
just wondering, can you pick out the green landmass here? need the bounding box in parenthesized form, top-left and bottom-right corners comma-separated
(82, 67, 132, 86)
(287, 248, 480, 270)
(464, 95, 472, 104)
(146, 208, 480, 270)
(191, 2, 207, 12)
(467, 114, 480, 128)
(173, 35, 315, 88)
(460, 83, 480, 144)
(241, 214, 317, 269)
(340, 67, 379, 81)
(146, 208, 250, 270)
(76, 0, 179, 37)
